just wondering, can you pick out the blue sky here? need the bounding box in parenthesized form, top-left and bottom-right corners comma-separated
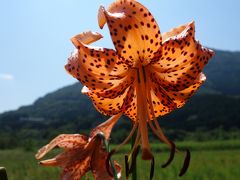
(0, 0, 240, 113)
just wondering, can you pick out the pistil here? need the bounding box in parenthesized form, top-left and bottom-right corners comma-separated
(136, 67, 153, 160)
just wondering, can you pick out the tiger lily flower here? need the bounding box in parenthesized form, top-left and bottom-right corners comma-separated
(65, 0, 214, 161)
(35, 115, 122, 180)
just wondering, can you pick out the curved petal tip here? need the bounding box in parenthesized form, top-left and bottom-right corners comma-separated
(81, 86, 90, 94)
(71, 31, 103, 47)
(98, 6, 107, 29)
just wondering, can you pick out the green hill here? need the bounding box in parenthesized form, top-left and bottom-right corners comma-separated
(202, 49, 240, 95)
(0, 49, 240, 149)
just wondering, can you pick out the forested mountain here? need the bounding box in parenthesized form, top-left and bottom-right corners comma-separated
(201, 49, 240, 95)
(0, 49, 240, 148)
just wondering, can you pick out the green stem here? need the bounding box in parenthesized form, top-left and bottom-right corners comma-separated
(131, 128, 137, 180)
(103, 138, 118, 180)
(0, 167, 8, 180)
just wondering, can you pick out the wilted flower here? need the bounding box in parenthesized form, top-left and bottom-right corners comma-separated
(36, 115, 122, 180)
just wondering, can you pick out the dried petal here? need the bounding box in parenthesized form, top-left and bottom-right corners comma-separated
(35, 134, 88, 159)
(73, 31, 103, 45)
(61, 156, 91, 180)
(90, 114, 122, 140)
(92, 146, 121, 180)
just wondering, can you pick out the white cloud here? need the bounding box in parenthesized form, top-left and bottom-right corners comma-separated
(0, 73, 14, 81)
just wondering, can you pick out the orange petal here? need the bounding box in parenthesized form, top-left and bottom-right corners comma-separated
(90, 113, 122, 140)
(165, 73, 206, 108)
(93, 69, 135, 99)
(35, 134, 88, 160)
(151, 21, 214, 91)
(65, 32, 130, 91)
(147, 79, 177, 119)
(152, 21, 196, 70)
(70, 32, 129, 78)
(121, 85, 137, 121)
(82, 85, 134, 116)
(98, 0, 162, 67)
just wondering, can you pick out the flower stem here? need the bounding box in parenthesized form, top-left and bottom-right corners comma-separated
(131, 127, 137, 180)
(0, 167, 8, 180)
(103, 137, 118, 180)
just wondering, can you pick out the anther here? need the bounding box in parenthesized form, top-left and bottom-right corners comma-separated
(179, 149, 191, 176)
(150, 157, 155, 180)
(129, 145, 141, 173)
(162, 141, 176, 168)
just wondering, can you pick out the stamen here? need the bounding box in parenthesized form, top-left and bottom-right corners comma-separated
(179, 149, 191, 176)
(130, 127, 141, 156)
(148, 120, 162, 140)
(136, 68, 153, 160)
(145, 73, 172, 147)
(104, 124, 138, 178)
(114, 123, 138, 152)
(128, 127, 141, 162)
(125, 155, 130, 179)
(161, 141, 176, 168)
(145, 71, 178, 169)
(148, 120, 172, 149)
(129, 145, 141, 173)
(153, 119, 172, 147)
(150, 157, 155, 180)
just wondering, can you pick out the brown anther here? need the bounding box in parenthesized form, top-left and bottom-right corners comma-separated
(142, 148, 153, 160)
(150, 157, 155, 180)
(162, 141, 176, 168)
(129, 145, 141, 173)
(179, 149, 191, 176)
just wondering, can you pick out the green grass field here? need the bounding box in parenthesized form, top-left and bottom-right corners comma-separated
(1, 140, 240, 180)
